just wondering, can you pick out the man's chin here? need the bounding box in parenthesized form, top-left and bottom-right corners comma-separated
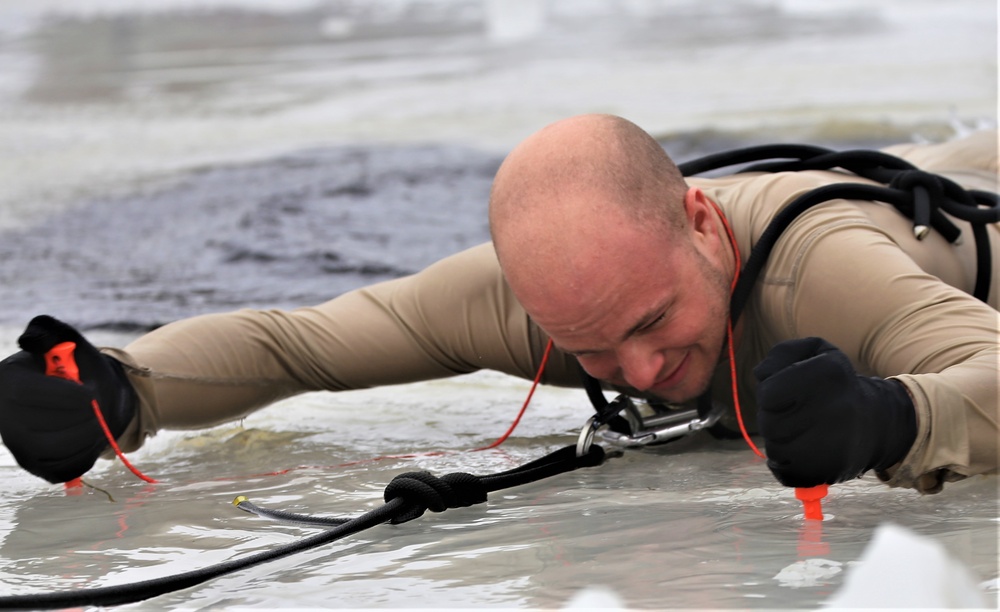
(648, 376, 714, 404)
(602, 362, 716, 404)
(649, 389, 701, 404)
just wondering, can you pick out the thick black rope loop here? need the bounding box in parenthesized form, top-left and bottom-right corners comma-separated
(741, 149, 918, 182)
(384, 471, 488, 524)
(677, 142, 999, 317)
(679, 143, 999, 224)
(676, 144, 832, 176)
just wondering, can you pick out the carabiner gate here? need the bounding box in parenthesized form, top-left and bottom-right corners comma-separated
(576, 394, 725, 456)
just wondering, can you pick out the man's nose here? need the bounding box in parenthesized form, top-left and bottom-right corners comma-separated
(617, 343, 664, 392)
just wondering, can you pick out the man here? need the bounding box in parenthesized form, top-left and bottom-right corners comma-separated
(1, 115, 997, 494)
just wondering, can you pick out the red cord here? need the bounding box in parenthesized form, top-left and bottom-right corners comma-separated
(726, 319, 763, 458)
(708, 199, 765, 459)
(90, 399, 159, 484)
(714, 199, 825, 521)
(473, 339, 554, 451)
(475, 199, 766, 459)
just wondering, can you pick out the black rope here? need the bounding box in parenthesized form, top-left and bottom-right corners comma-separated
(971, 221, 993, 301)
(0, 499, 405, 610)
(0, 444, 607, 610)
(233, 498, 352, 527)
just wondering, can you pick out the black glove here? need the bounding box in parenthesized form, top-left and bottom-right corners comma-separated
(753, 337, 917, 488)
(0, 315, 137, 484)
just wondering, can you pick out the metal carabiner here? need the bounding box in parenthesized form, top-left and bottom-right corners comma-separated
(575, 415, 600, 457)
(575, 394, 636, 457)
(577, 396, 728, 453)
(597, 404, 723, 447)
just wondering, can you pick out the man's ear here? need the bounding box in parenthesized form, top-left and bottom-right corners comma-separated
(682, 186, 732, 269)
(683, 187, 715, 240)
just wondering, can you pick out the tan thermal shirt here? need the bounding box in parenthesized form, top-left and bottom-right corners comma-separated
(105, 131, 999, 494)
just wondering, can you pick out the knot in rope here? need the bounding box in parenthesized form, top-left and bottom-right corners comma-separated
(889, 168, 945, 195)
(889, 169, 950, 240)
(383, 471, 488, 524)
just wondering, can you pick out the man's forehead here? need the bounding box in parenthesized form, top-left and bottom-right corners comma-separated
(510, 237, 684, 334)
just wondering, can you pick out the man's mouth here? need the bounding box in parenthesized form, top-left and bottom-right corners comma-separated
(650, 352, 690, 393)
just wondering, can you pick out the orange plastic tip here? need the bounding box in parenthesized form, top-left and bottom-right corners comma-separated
(64, 478, 84, 495)
(795, 484, 828, 521)
(45, 342, 81, 383)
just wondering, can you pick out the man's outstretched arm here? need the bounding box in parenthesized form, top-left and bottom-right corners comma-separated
(1, 242, 582, 478)
(112, 241, 583, 452)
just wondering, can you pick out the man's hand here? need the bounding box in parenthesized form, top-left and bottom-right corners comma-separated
(0, 316, 137, 484)
(753, 337, 917, 487)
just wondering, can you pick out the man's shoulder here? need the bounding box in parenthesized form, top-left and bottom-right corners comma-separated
(692, 170, 878, 253)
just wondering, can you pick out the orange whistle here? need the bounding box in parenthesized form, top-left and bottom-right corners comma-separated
(43, 340, 159, 485)
(45, 342, 81, 383)
(45, 342, 85, 490)
(795, 485, 827, 520)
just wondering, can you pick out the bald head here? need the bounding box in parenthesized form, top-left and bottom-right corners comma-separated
(488, 115, 736, 401)
(488, 114, 689, 308)
(489, 114, 687, 238)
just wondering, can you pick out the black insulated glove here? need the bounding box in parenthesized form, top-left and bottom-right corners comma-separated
(0, 315, 137, 484)
(753, 337, 917, 488)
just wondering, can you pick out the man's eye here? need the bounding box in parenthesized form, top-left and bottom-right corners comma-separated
(640, 313, 666, 332)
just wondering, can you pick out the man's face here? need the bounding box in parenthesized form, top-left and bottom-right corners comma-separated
(512, 219, 732, 404)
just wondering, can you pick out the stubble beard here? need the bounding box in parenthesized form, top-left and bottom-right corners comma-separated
(672, 249, 734, 403)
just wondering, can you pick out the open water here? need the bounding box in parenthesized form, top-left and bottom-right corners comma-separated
(0, 0, 997, 609)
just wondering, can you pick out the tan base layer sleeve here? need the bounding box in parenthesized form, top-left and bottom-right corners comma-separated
(110, 242, 580, 451)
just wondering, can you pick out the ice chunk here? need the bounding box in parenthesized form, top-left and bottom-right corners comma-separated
(825, 523, 989, 609)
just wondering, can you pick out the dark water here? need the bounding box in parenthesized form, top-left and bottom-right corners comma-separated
(0, 144, 501, 330)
